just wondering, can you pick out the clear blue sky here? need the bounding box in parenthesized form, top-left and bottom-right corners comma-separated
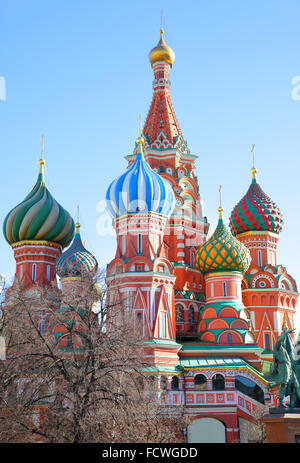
(1, 0, 299, 330)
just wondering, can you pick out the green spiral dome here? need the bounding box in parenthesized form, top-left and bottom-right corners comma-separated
(3, 160, 75, 248)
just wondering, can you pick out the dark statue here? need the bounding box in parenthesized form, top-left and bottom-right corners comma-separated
(271, 329, 300, 408)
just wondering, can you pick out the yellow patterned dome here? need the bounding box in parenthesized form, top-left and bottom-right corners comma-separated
(149, 29, 175, 66)
(195, 207, 251, 275)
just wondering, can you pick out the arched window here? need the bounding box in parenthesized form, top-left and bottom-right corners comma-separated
(171, 376, 179, 391)
(175, 304, 184, 322)
(188, 306, 195, 323)
(66, 334, 72, 348)
(235, 375, 264, 404)
(148, 375, 156, 391)
(160, 376, 168, 391)
(227, 332, 232, 344)
(38, 318, 46, 335)
(212, 374, 225, 391)
(191, 251, 195, 268)
(194, 374, 207, 391)
(136, 312, 143, 336)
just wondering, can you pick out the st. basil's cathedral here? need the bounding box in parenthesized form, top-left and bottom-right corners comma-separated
(2, 30, 299, 443)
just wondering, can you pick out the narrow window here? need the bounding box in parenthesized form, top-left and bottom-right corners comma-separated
(171, 376, 179, 391)
(136, 312, 143, 336)
(122, 235, 126, 254)
(228, 332, 232, 344)
(32, 264, 37, 281)
(258, 250, 262, 267)
(191, 252, 195, 268)
(211, 283, 214, 297)
(66, 334, 72, 348)
(46, 265, 51, 281)
(38, 318, 45, 334)
(137, 234, 142, 254)
(223, 282, 227, 296)
(188, 306, 195, 323)
(20, 265, 23, 279)
(160, 311, 167, 338)
(265, 333, 271, 352)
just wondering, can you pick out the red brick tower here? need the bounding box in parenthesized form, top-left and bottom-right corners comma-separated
(229, 151, 298, 366)
(126, 30, 209, 339)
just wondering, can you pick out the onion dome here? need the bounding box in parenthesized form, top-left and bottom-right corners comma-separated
(106, 137, 175, 219)
(56, 222, 98, 278)
(149, 29, 175, 66)
(3, 152, 74, 248)
(229, 163, 283, 235)
(195, 200, 251, 275)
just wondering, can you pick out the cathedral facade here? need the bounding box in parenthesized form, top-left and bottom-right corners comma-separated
(2, 30, 299, 443)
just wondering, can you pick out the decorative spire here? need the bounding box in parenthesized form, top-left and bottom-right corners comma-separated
(251, 144, 257, 181)
(3, 138, 75, 248)
(218, 184, 223, 220)
(75, 205, 80, 234)
(194, 195, 251, 275)
(39, 134, 45, 175)
(140, 31, 189, 153)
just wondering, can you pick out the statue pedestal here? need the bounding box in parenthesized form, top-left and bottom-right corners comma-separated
(263, 410, 300, 443)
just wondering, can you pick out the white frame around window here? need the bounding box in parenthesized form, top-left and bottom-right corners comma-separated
(159, 311, 167, 338)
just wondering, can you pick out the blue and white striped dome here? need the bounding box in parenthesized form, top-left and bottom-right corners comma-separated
(106, 140, 175, 219)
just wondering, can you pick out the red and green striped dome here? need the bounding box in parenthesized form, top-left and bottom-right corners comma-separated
(229, 177, 283, 235)
(3, 159, 74, 248)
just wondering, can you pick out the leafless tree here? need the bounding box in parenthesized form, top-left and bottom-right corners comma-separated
(0, 271, 186, 443)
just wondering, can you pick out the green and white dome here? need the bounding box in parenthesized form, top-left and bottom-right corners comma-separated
(3, 158, 74, 248)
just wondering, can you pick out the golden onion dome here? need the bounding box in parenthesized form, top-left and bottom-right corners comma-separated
(149, 29, 175, 66)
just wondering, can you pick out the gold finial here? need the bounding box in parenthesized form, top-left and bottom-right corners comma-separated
(39, 135, 45, 173)
(75, 205, 80, 232)
(160, 11, 164, 40)
(218, 184, 223, 219)
(136, 114, 144, 147)
(251, 144, 257, 180)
